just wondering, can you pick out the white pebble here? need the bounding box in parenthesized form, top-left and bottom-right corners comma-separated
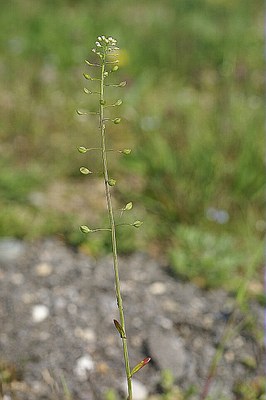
(74, 327, 96, 343)
(32, 305, 49, 323)
(149, 282, 166, 295)
(122, 379, 148, 400)
(74, 355, 94, 381)
(35, 262, 53, 277)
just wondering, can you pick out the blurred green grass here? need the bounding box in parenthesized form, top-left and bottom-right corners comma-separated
(0, 0, 264, 293)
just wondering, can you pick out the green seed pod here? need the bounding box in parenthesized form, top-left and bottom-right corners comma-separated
(115, 99, 122, 106)
(113, 118, 121, 124)
(121, 148, 131, 155)
(108, 179, 116, 186)
(112, 65, 119, 72)
(78, 146, 88, 154)
(80, 225, 92, 233)
(76, 110, 86, 115)
(80, 167, 92, 175)
(132, 220, 143, 228)
(100, 99, 106, 105)
(124, 202, 133, 211)
(83, 73, 93, 80)
(103, 71, 109, 77)
(119, 81, 127, 87)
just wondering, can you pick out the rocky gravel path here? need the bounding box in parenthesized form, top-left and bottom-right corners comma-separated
(0, 238, 264, 400)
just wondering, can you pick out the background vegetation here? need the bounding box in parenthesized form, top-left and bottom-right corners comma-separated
(0, 0, 264, 294)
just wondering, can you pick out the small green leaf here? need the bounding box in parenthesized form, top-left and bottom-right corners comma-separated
(132, 220, 143, 228)
(80, 167, 92, 175)
(108, 179, 116, 186)
(80, 225, 92, 233)
(121, 148, 131, 155)
(112, 65, 119, 72)
(113, 319, 126, 338)
(113, 118, 121, 124)
(130, 357, 151, 377)
(78, 146, 88, 154)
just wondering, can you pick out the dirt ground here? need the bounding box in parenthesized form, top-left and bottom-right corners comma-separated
(0, 238, 264, 400)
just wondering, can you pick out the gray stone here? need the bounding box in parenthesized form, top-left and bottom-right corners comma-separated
(0, 238, 26, 263)
(148, 327, 188, 380)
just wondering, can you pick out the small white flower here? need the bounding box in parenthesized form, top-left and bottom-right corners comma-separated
(95, 41, 101, 47)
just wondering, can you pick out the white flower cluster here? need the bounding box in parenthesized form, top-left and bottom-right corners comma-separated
(92, 36, 119, 57)
(96, 35, 117, 46)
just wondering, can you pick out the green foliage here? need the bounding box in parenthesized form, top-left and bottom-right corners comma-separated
(0, 0, 263, 292)
(233, 376, 266, 400)
(169, 225, 263, 290)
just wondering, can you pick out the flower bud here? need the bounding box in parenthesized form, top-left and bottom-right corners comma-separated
(108, 179, 116, 186)
(100, 99, 106, 105)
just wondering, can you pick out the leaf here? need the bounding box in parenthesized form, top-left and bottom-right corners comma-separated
(113, 319, 126, 338)
(130, 357, 151, 377)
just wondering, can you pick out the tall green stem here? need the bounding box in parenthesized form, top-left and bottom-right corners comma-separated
(99, 54, 132, 400)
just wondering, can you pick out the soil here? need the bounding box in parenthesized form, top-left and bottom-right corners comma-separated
(0, 238, 264, 400)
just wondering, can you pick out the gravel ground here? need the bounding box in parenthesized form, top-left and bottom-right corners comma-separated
(0, 238, 264, 400)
